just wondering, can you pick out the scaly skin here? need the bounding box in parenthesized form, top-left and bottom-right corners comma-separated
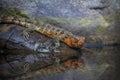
(0, 16, 85, 48)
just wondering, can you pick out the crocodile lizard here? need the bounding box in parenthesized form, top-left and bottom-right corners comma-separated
(0, 24, 85, 78)
(0, 16, 85, 48)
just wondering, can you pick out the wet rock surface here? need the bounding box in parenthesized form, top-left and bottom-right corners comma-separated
(0, 0, 120, 80)
(0, 24, 82, 78)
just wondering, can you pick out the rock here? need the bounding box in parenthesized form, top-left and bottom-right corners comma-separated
(0, 0, 119, 80)
(0, 24, 80, 77)
(0, 0, 109, 34)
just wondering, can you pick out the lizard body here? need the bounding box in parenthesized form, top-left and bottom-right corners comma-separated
(0, 16, 85, 48)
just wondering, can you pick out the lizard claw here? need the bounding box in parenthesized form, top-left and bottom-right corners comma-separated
(23, 32, 30, 41)
(20, 30, 30, 41)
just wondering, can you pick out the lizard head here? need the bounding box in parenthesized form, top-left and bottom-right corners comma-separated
(64, 36, 85, 48)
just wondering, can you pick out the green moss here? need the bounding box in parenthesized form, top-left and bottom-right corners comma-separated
(96, 27, 106, 33)
(105, 13, 120, 22)
(39, 18, 58, 24)
(0, 7, 29, 18)
(33, 17, 64, 27)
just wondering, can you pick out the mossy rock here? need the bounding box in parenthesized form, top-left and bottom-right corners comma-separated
(0, 7, 29, 19)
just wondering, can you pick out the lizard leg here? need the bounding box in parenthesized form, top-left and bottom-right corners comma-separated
(54, 36, 61, 47)
(53, 36, 61, 52)
(22, 31, 30, 41)
(20, 27, 34, 41)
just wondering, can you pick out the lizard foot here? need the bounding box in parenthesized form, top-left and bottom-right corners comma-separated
(20, 29, 30, 41)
